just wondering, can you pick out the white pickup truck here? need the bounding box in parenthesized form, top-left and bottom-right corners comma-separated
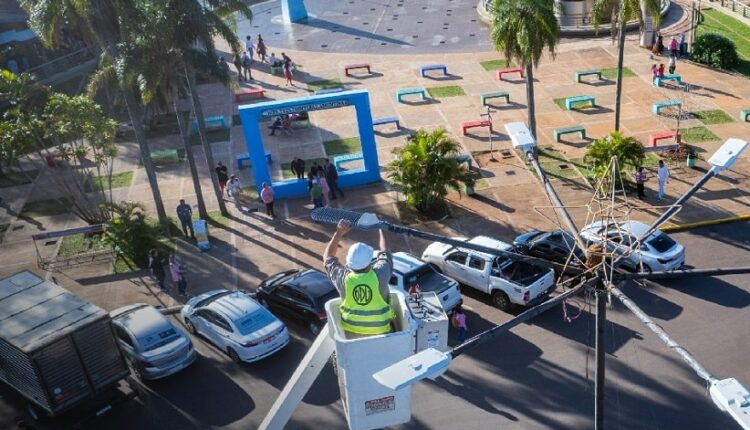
(422, 236, 556, 311)
(388, 252, 463, 314)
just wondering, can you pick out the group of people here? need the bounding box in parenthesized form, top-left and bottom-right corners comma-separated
(219, 35, 295, 85)
(634, 160, 670, 201)
(289, 158, 344, 209)
(268, 112, 307, 136)
(651, 33, 685, 83)
(149, 248, 188, 296)
(215, 161, 243, 209)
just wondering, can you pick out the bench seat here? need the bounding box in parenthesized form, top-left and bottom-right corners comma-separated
(575, 69, 602, 83)
(420, 64, 448, 77)
(234, 87, 266, 103)
(334, 152, 364, 171)
(653, 99, 682, 115)
(649, 130, 680, 147)
(461, 120, 493, 136)
(372, 116, 401, 129)
(396, 87, 427, 103)
(236, 151, 272, 170)
(496, 67, 524, 80)
(554, 125, 586, 142)
(481, 91, 510, 106)
(740, 109, 750, 122)
(344, 63, 371, 76)
(654, 73, 682, 87)
(192, 115, 226, 133)
(565, 95, 596, 110)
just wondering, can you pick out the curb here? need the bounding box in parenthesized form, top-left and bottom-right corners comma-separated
(658, 214, 750, 233)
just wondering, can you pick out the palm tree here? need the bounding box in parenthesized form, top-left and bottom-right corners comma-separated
(584, 130, 645, 185)
(490, 0, 560, 139)
(387, 128, 474, 213)
(592, 0, 662, 131)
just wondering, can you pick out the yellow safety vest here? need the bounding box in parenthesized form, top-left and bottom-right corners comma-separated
(340, 270, 394, 335)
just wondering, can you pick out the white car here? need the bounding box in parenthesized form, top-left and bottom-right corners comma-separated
(181, 290, 289, 363)
(579, 220, 685, 272)
(111, 304, 196, 380)
(389, 252, 463, 314)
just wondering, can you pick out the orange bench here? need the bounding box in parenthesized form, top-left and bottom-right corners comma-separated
(344, 63, 371, 76)
(234, 87, 266, 103)
(461, 120, 493, 136)
(497, 67, 524, 80)
(649, 130, 680, 147)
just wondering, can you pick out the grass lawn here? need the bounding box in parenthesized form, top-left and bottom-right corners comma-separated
(553, 97, 594, 110)
(600, 67, 636, 79)
(679, 126, 719, 143)
(189, 127, 230, 145)
(21, 198, 72, 218)
(696, 9, 750, 76)
(531, 147, 582, 180)
(85, 171, 134, 192)
(205, 209, 233, 228)
(426, 85, 465, 98)
(280, 158, 327, 179)
(324, 137, 361, 156)
(58, 233, 110, 257)
(0, 170, 39, 188)
(480, 59, 516, 71)
(572, 152, 661, 183)
(691, 109, 734, 125)
(0, 224, 8, 243)
(307, 79, 341, 92)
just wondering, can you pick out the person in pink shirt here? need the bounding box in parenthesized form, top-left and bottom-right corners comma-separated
(260, 182, 276, 218)
(169, 254, 187, 296)
(317, 171, 331, 207)
(452, 303, 468, 343)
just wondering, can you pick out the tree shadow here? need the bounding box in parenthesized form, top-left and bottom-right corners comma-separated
(347, 71, 384, 80)
(296, 17, 411, 47)
(374, 126, 413, 138)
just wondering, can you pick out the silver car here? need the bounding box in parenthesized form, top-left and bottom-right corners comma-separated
(110, 304, 197, 380)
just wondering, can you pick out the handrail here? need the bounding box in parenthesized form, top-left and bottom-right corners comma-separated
(707, 0, 750, 19)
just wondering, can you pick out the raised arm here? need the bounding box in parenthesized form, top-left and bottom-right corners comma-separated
(323, 219, 351, 263)
(379, 229, 387, 252)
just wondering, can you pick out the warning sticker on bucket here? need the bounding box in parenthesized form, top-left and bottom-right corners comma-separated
(364, 395, 395, 416)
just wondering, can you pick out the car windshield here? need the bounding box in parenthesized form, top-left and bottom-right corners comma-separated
(404, 265, 452, 293)
(235, 308, 276, 335)
(647, 233, 676, 253)
(142, 328, 180, 352)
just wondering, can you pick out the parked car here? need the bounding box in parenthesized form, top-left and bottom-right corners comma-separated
(422, 236, 556, 311)
(181, 290, 289, 363)
(389, 252, 462, 313)
(579, 220, 685, 272)
(513, 229, 586, 270)
(110, 304, 197, 380)
(257, 269, 339, 335)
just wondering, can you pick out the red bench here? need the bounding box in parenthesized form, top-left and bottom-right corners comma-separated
(344, 63, 371, 76)
(649, 130, 680, 147)
(234, 87, 266, 103)
(461, 120, 493, 136)
(497, 67, 524, 80)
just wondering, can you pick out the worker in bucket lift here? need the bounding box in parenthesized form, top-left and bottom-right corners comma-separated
(323, 219, 395, 338)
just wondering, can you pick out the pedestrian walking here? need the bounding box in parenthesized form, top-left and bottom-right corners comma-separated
(149, 249, 167, 290)
(241, 51, 252, 80)
(669, 36, 678, 57)
(215, 162, 229, 196)
(658, 63, 665, 78)
(257, 34, 267, 63)
(657, 160, 669, 201)
(317, 171, 331, 207)
(310, 178, 324, 208)
(668, 55, 676, 75)
(228, 175, 242, 209)
(245, 36, 255, 62)
(291, 157, 305, 179)
(678, 32, 686, 57)
(232, 53, 243, 82)
(635, 166, 647, 200)
(282, 52, 293, 86)
(169, 254, 187, 296)
(176, 199, 194, 238)
(651, 64, 658, 84)
(452, 304, 468, 343)
(652, 32, 663, 56)
(324, 158, 344, 200)
(260, 182, 276, 218)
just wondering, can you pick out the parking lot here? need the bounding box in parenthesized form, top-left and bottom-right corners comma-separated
(2, 222, 747, 430)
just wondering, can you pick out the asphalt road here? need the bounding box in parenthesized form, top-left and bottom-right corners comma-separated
(2, 222, 748, 429)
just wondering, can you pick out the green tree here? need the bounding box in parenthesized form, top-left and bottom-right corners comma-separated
(387, 129, 473, 213)
(584, 130, 645, 184)
(592, 0, 662, 131)
(490, 0, 559, 139)
(101, 201, 162, 268)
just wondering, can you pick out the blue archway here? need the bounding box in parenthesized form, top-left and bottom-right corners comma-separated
(238, 89, 381, 199)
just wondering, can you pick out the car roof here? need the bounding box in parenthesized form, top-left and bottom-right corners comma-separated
(466, 236, 512, 256)
(284, 270, 336, 298)
(112, 304, 170, 337)
(585, 220, 651, 237)
(392, 252, 426, 273)
(206, 291, 262, 322)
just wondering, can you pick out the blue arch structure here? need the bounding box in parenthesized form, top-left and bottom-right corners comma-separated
(281, 0, 308, 23)
(238, 89, 381, 200)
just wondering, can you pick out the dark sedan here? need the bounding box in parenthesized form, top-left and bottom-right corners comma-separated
(513, 229, 587, 270)
(256, 269, 339, 335)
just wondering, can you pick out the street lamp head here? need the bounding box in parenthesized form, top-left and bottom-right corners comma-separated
(708, 138, 748, 171)
(373, 348, 452, 391)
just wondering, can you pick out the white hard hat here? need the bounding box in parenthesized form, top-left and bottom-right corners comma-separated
(346, 242, 374, 271)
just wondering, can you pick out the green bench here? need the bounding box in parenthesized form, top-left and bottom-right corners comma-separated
(150, 149, 180, 166)
(554, 125, 586, 142)
(653, 99, 682, 115)
(481, 91, 510, 106)
(741, 109, 750, 122)
(565, 95, 596, 110)
(575, 69, 602, 83)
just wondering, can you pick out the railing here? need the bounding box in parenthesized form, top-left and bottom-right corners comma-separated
(707, 0, 750, 18)
(26, 48, 95, 82)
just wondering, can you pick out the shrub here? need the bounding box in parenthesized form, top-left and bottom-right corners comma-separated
(691, 33, 739, 70)
(102, 201, 163, 268)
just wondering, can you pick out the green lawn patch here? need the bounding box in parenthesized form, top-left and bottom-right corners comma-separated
(691, 109, 734, 125)
(600, 67, 636, 79)
(535, 147, 582, 180)
(480, 59, 516, 71)
(0, 170, 39, 188)
(190, 127, 230, 145)
(85, 171, 133, 192)
(307, 79, 341, 92)
(280, 158, 327, 179)
(21, 198, 72, 218)
(58, 233, 109, 257)
(679, 126, 719, 143)
(553, 97, 592, 110)
(324, 137, 361, 156)
(426, 85, 465, 98)
(0, 224, 8, 243)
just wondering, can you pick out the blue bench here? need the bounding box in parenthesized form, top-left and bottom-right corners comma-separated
(453, 154, 473, 169)
(396, 87, 427, 103)
(334, 152, 364, 171)
(314, 87, 344, 95)
(236, 151, 272, 170)
(481, 91, 510, 106)
(420, 64, 448, 77)
(575, 69, 602, 83)
(372, 116, 401, 130)
(654, 73, 682, 87)
(565, 95, 596, 110)
(653, 99, 682, 115)
(554, 125, 586, 142)
(192, 115, 226, 133)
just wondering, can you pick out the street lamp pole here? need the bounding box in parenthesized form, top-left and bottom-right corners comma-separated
(480, 107, 494, 159)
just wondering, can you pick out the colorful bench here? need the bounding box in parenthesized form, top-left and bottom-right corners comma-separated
(314, 87, 344, 95)
(192, 115, 226, 133)
(453, 154, 473, 169)
(565, 95, 596, 110)
(497, 67, 524, 80)
(334, 152, 364, 171)
(420, 64, 448, 77)
(461, 120, 493, 136)
(396, 87, 427, 103)
(740, 109, 750, 122)
(649, 130, 680, 147)
(344, 63, 371, 76)
(234, 87, 266, 103)
(575, 69, 602, 83)
(372, 116, 401, 130)
(554, 125, 586, 142)
(151, 149, 180, 166)
(236, 150, 272, 170)
(653, 99, 682, 115)
(654, 73, 682, 87)
(481, 91, 510, 106)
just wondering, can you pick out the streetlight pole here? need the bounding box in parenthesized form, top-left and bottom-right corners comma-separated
(480, 107, 495, 160)
(594, 278, 607, 430)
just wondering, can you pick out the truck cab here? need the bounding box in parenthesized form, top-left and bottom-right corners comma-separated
(388, 252, 462, 314)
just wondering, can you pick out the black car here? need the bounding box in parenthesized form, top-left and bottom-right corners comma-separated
(513, 229, 587, 270)
(257, 269, 339, 335)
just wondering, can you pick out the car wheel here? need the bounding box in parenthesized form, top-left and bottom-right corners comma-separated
(184, 318, 197, 335)
(227, 347, 241, 363)
(491, 291, 511, 311)
(309, 321, 321, 336)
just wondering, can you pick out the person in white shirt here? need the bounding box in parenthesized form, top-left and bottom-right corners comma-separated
(245, 35, 254, 61)
(657, 160, 669, 200)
